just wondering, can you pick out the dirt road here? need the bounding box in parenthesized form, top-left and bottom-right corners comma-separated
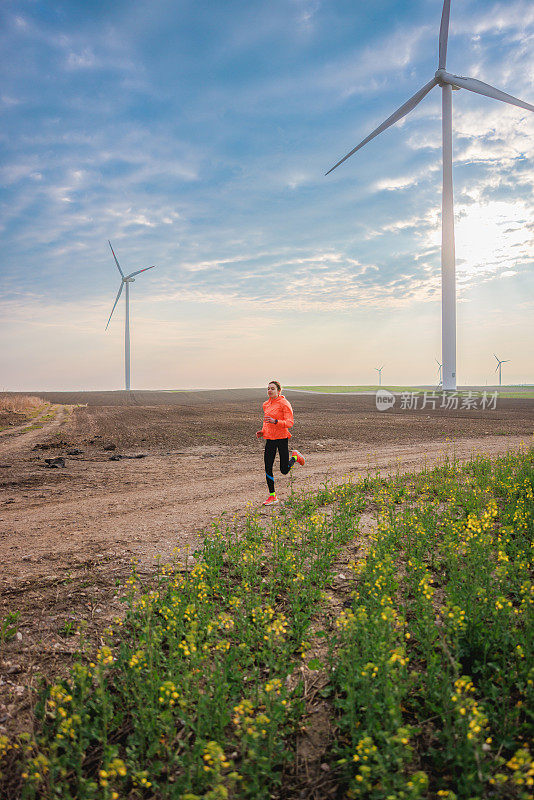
(2, 431, 532, 581)
(0, 405, 72, 453)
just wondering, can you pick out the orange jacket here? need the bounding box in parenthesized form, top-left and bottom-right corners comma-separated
(261, 395, 293, 440)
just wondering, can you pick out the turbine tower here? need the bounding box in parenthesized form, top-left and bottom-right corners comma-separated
(326, 0, 534, 392)
(105, 241, 155, 391)
(494, 354, 509, 387)
(375, 365, 384, 387)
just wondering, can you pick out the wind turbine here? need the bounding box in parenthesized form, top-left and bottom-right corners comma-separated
(436, 359, 443, 386)
(326, 0, 534, 392)
(494, 354, 509, 387)
(105, 241, 156, 391)
(375, 365, 384, 386)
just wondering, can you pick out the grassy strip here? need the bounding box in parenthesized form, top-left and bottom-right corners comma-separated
(0, 401, 52, 432)
(287, 386, 534, 398)
(287, 385, 423, 393)
(328, 449, 534, 799)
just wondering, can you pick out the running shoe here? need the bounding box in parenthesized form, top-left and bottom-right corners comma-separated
(262, 494, 279, 506)
(291, 449, 305, 466)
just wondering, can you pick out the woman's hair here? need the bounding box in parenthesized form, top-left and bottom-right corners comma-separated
(268, 379, 281, 392)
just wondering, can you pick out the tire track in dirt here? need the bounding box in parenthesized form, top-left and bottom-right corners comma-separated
(0, 405, 71, 455)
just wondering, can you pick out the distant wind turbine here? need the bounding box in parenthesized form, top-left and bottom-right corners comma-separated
(436, 359, 443, 386)
(105, 241, 156, 391)
(494, 354, 510, 387)
(326, 0, 534, 392)
(375, 365, 384, 387)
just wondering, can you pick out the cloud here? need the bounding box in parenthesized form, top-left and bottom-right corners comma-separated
(318, 23, 432, 101)
(66, 48, 98, 70)
(4, 11, 138, 76)
(291, 0, 321, 33)
(454, 198, 533, 283)
(1, 94, 22, 107)
(453, 1, 534, 39)
(147, 249, 443, 312)
(372, 162, 440, 193)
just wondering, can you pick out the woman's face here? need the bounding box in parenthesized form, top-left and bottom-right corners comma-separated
(267, 382, 280, 398)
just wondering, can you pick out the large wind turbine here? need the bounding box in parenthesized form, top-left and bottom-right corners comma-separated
(436, 359, 443, 386)
(494, 354, 510, 387)
(326, 0, 534, 391)
(105, 241, 155, 391)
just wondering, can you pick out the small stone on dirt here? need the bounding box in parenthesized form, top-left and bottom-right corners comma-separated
(109, 454, 122, 461)
(103, 443, 116, 451)
(44, 457, 66, 468)
(67, 449, 84, 455)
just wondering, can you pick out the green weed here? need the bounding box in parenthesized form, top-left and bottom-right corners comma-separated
(0, 612, 20, 644)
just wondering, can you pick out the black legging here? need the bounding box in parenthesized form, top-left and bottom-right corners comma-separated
(264, 439, 295, 493)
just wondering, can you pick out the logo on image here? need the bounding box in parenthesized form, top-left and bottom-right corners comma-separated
(375, 389, 396, 411)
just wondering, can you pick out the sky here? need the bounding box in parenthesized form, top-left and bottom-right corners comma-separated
(1, 0, 533, 391)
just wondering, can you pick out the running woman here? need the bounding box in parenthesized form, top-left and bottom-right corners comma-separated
(256, 380, 305, 506)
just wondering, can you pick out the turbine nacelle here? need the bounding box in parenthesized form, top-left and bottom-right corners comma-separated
(435, 69, 460, 89)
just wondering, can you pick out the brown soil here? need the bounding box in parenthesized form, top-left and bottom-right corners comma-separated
(0, 411, 27, 430)
(0, 389, 532, 740)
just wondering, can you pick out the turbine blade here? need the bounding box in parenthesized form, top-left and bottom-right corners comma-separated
(127, 265, 156, 279)
(326, 77, 438, 175)
(105, 282, 124, 330)
(438, 0, 451, 70)
(441, 73, 534, 112)
(494, 354, 499, 362)
(108, 241, 125, 277)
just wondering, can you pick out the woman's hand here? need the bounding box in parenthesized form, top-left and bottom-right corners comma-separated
(256, 430, 263, 438)
(264, 416, 277, 424)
